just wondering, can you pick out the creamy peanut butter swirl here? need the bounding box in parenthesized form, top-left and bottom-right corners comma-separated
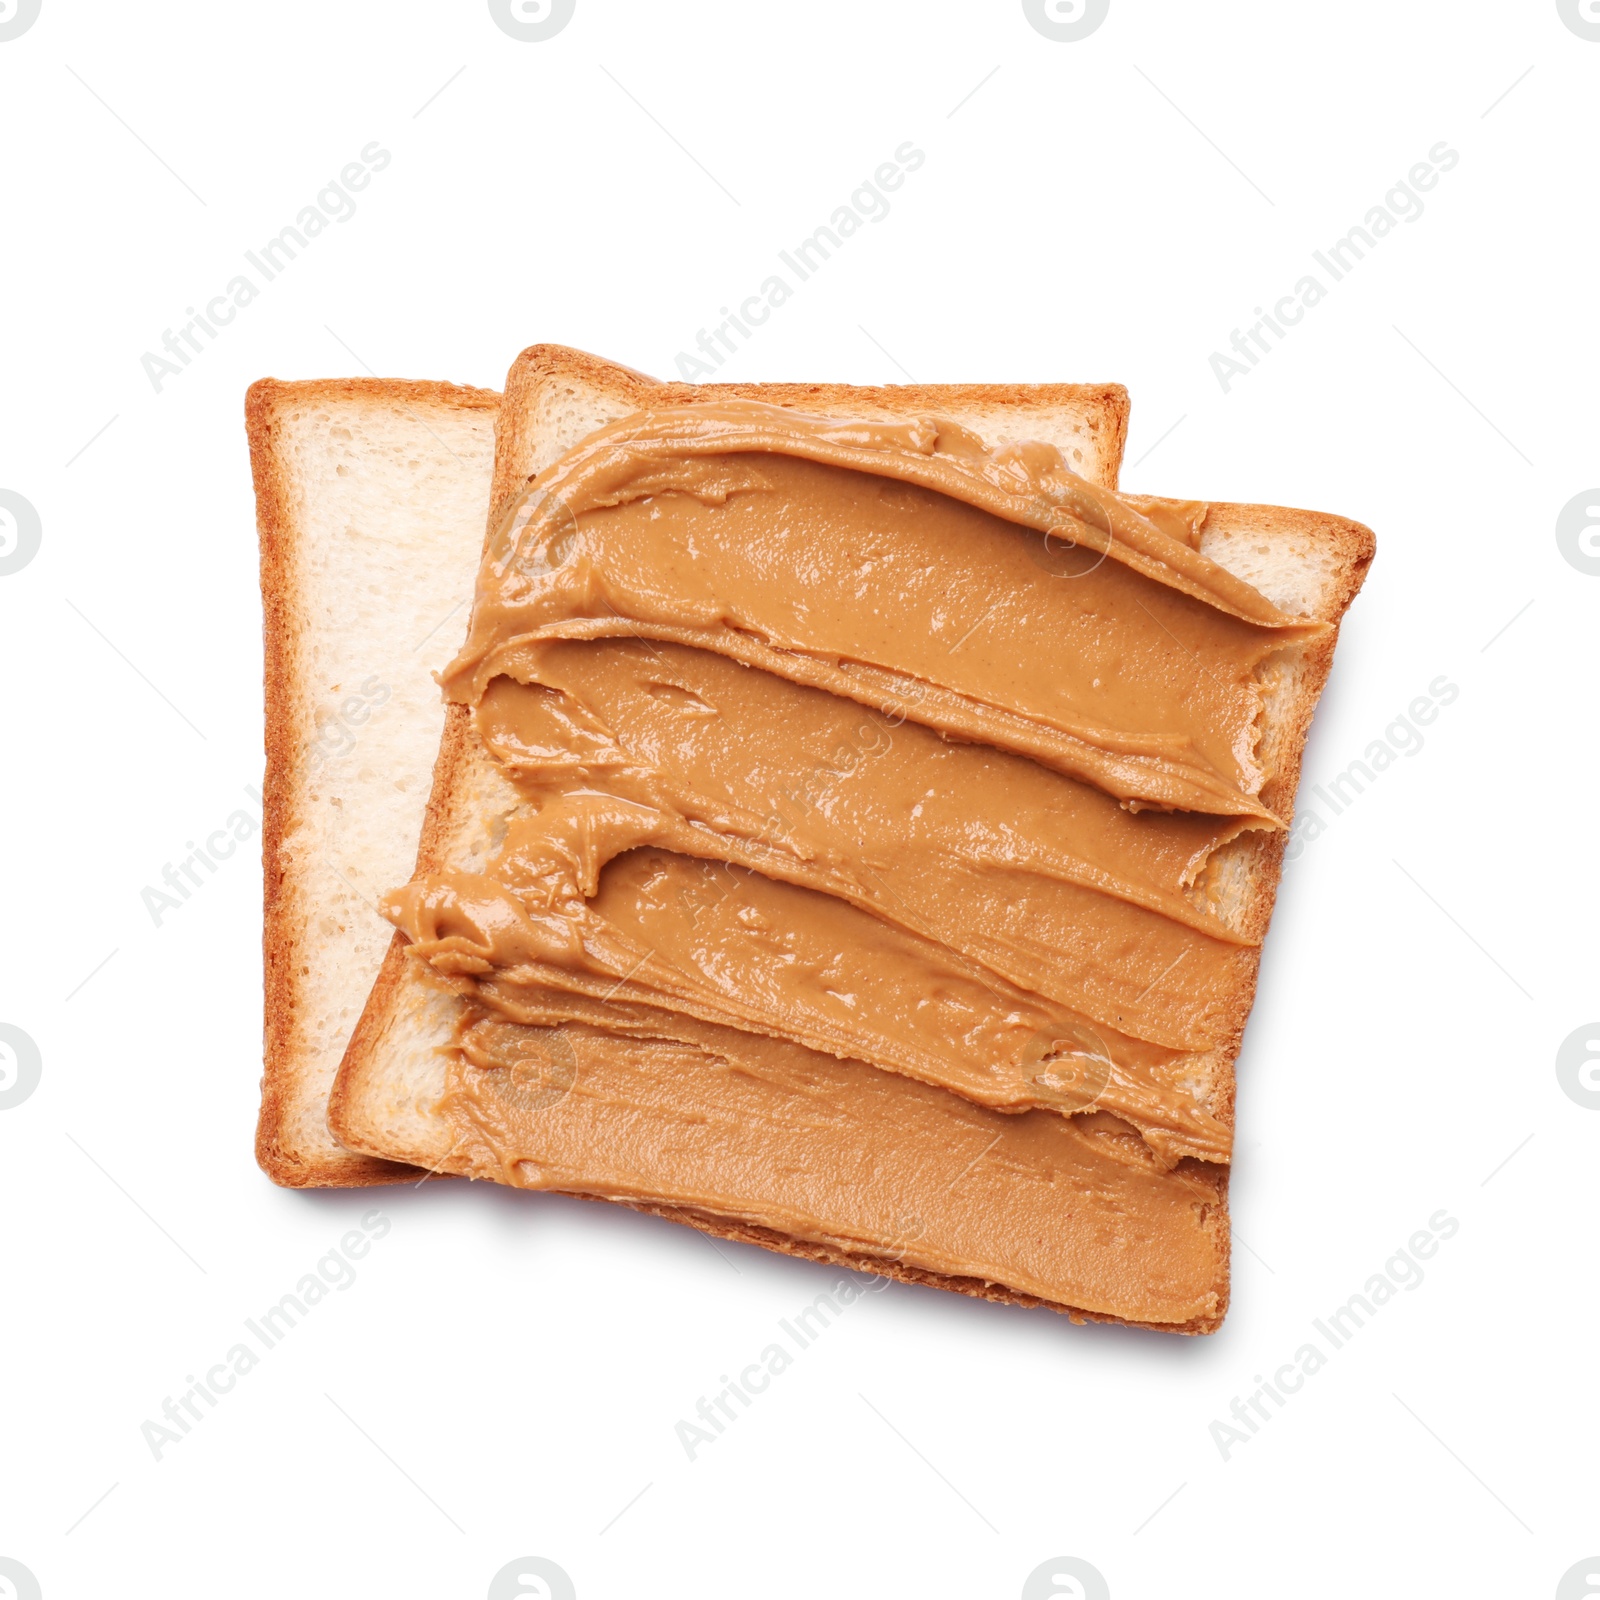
(385, 402, 1315, 1184)
(390, 640, 1263, 1165)
(444, 401, 1322, 816)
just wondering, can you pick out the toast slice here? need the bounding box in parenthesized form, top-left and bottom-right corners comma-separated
(249, 377, 498, 1186)
(329, 346, 1371, 1328)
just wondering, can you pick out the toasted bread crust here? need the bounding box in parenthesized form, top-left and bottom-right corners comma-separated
(249, 376, 498, 1188)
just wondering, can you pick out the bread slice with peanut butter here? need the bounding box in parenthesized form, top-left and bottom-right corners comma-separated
(328, 347, 1376, 1324)
(323, 344, 1371, 1332)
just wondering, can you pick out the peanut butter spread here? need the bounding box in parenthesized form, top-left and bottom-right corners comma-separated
(441, 1002, 1227, 1328)
(384, 401, 1320, 1323)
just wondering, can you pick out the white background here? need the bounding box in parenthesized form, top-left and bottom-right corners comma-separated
(2, 3, 1596, 1597)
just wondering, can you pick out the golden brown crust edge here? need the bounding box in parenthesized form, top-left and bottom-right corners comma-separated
(248, 375, 498, 1189)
